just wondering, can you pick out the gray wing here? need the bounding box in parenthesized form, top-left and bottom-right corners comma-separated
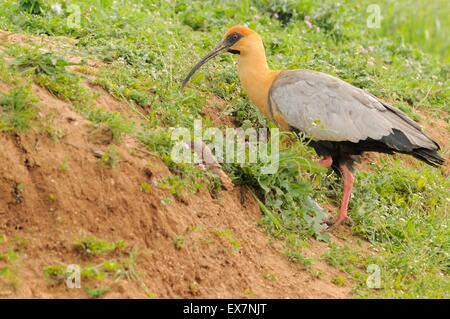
(269, 70, 438, 150)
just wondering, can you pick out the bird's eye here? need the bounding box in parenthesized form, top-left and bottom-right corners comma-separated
(232, 33, 239, 40)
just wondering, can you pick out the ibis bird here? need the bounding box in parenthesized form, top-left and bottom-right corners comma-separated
(182, 26, 444, 227)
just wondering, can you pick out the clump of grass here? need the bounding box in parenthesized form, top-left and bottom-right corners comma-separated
(287, 251, 314, 269)
(86, 108, 134, 142)
(156, 175, 188, 200)
(12, 50, 69, 76)
(140, 181, 151, 193)
(0, 85, 38, 133)
(212, 228, 241, 253)
(44, 237, 143, 297)
(189, 282, 201, 296)
(264, 272, 278, 282)
(345, 160, 450, 298)
(58, 158, 70, 173)
(324, 244, 366, 274)
(243, 289, 257, 299)
(43, 264, 66, 285)
(74, 237, 127, 256)
(39, 111, 65, 142)
(323, 243, 368, 291)
(84, 286, 111, 299)
(160, 197, 172, 206)
(332, 275, 347, 287)
(0, 59, 19, 84)
(80, 267, 107, 281)
(35, 72, 93, 105)
(227, 133, 328, 241)
(94, 66, 153, 107)
(174, 236, 185, 251)
(147, 292, 158, 299)
(155, 164, 214, 200)
(101, 145, 120, 168)
(18, 0, 45, 15)
(102, 260, 122, 273)
(0, 235, 29, 290)
(9, 47, 133, 141)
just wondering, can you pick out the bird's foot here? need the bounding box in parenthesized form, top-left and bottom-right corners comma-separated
(319, 156, 333, 168)
(325, 215, 354, 231)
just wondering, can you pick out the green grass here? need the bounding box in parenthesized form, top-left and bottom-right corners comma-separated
(349, 160, 449, 298)
(100, 145, 120, 168)
(44, 237, 145, 297)
(84, 286, 111, 299)
(287, 251, 314, 269)
(0, 235, 29, 290)
(0, 85, 38, 133)
(0, 0, 448, 298)
(74, 237, 127, 256)
(212, 228, 241, 253)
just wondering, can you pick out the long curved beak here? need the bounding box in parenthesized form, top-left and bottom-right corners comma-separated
(181, 40, 229, 90)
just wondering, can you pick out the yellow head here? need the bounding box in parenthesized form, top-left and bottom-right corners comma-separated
(182, 25, 263, 89)
(222, 26, 262, 56)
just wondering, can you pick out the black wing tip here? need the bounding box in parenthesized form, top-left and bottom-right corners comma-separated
(413, 148, 445, 167)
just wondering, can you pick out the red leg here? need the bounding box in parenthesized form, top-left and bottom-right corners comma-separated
(326, 163, 354, 228)
(334, 164, 354, 226)
(319, 156, 333, 168)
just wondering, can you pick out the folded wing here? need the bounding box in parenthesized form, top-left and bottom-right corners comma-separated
(269, 69, 439, 153)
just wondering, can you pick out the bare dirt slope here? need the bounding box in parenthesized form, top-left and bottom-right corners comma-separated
(0, 82, 353, 298)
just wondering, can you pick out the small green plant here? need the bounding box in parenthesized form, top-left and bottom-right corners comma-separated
(287, 251, 314, 268)
(81, 267, 107, 281)
(156, 175, 187, 199)
(0, 235, 28, 290)
(264, 272, 278, 282)
(101, 145, 120, 167)
(43, 239, 142, 296)
(94, 65, 152, 107)
(323, 243, 367, 292)
(74, 237, 127, 256)
(18, 0, 44, 15)
(189, 282, 201, 296)
(102, 260, 122, 273)
(12, 236, 30, 251)
(147, 292, 158, 299)
(0, 85, 38, 133)
(58, 159, 70, 173)
(13, 50, 69, 76)
(140, 181, 151, 193)
(40, 111, 65, 142)
(84, 286, 111, 299)
(43, 265, 66, 285)
(36, 72, 93, 105)
(332, 275, 347, 287)
(212, 229, 241, 253)
(155, 164, 212, 200)
(243, 289, 257, 299)
(160, 197, 173, 205)
(87, 109, 134, 142)
(174, 236, 185, 251)
(0, 266, 16, 287)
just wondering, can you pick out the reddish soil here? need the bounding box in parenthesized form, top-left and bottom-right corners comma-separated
(0, 83, 352, 298)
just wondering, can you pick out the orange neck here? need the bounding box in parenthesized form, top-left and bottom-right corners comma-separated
(237, 43, 280, 120)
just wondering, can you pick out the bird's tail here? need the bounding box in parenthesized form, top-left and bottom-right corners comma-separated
(412, 148, 445, 167)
